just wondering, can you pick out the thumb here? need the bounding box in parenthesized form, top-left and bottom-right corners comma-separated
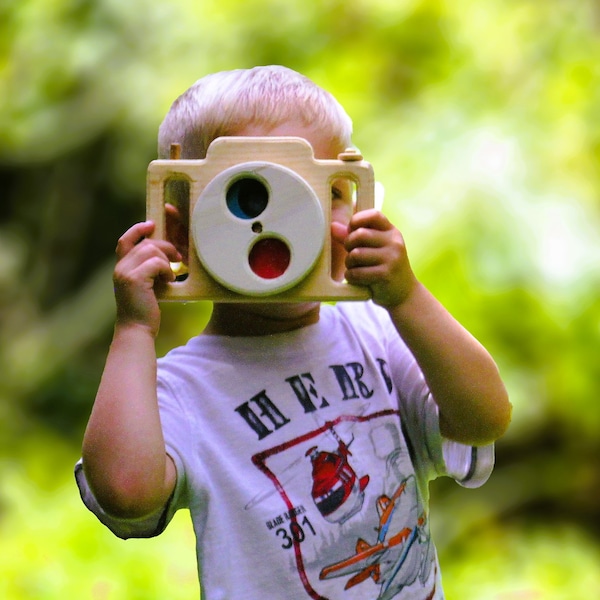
(331, 221, 349, 246)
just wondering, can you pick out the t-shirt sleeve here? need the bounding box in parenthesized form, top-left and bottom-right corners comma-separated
(361, 301, 495, 488)
(440, 438, 494, 488)
(73, 377, 190, 539)
(394, 363, 494, 489)
(74, 457, 183, 539)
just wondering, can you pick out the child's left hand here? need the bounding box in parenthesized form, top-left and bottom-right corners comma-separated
(334, 209, 418, 308)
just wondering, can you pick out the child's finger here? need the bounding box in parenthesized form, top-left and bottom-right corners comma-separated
(116, 221, 155, 259)
(136, 255, 177, 284)
(345, 228, 388, 253)
(349, 209, 391, 232)
(122, 240, 182, 276)
(115, 251, 176, 293)
(345, 247, 384, 269)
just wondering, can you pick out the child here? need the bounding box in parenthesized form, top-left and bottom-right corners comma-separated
(76, 66, 511, 600)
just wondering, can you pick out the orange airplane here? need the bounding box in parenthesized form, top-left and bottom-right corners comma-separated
(319, 477, 428, 600)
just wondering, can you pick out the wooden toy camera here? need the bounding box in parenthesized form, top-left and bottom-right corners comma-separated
(146, 136, 375, 301)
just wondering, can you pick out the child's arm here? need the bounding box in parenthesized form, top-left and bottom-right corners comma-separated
(337, 209, 512, 446)
(81, 221, 179, 518)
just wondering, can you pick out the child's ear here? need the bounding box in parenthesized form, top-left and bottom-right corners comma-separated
(165, 203, 189, 264)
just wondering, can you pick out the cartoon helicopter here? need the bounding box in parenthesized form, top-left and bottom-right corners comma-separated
(305, 431, 370, 525)
(319, 475, 432, 600)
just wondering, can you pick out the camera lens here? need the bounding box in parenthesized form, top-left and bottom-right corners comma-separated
(248, 237, 291, 279)
(226, 177, 269, 219)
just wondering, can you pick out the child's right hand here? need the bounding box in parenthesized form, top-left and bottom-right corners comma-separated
(113, 221, 182, 336)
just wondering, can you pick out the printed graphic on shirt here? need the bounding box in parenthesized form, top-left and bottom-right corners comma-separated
(249, 411, 437, 600)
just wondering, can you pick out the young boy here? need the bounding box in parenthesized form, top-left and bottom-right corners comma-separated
(76, 66, 511, 600)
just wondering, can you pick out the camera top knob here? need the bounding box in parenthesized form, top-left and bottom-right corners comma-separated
(337, 148, 363, 162)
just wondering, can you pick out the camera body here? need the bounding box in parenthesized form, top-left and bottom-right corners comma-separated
(146, 136, 375, 302)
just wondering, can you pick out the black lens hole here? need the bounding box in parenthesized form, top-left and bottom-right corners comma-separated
(226, 178, 269, 219)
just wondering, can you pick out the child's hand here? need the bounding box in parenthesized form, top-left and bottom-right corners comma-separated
(337, 209, 418, 308)
(113, 221, 182, 336)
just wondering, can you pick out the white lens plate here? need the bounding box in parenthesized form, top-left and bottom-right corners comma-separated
(191, 162, 326, 296)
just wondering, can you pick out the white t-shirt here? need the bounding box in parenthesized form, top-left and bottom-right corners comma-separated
(76, 301, 494, 600)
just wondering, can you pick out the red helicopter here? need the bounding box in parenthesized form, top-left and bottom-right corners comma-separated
(305, 433, 370, 525)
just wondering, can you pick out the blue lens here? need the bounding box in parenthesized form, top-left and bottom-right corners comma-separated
(226, 178, 268, 219)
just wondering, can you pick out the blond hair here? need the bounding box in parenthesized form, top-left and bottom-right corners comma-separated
(158, 65, 353, 159)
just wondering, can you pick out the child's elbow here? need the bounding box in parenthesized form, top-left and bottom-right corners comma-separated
(495, 392, 513, 438)
(469, 383, 512, 446)
(441, 390, 512, 446)
(475, 402, 512, 445)
(83, 463, 167, 519)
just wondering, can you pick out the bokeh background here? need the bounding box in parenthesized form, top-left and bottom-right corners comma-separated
(1, 0, 599, 598)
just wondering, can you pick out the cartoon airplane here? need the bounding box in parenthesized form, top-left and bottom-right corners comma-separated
(319, 476, 428, 600)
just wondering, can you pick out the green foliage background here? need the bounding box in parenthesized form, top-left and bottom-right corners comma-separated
(1, 0, 599, 598)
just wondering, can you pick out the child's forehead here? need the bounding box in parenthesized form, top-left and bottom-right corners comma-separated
(230, 121, 345, 160)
